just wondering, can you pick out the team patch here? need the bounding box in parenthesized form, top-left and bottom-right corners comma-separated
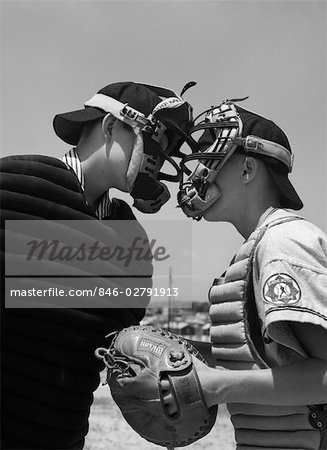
(263, 273, 301, 306)
(138, 338, 167, 357)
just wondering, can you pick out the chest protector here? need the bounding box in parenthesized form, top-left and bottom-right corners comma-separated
(209, 215, 326, 450)
(0, 155, 152, 449)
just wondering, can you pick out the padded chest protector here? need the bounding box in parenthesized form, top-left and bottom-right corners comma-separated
(0, 155, 152, 449)
(209, 218, 323, 450)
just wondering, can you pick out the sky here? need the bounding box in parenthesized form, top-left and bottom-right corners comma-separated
(1, 0, 326, 302)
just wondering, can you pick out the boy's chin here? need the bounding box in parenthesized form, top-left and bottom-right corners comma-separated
(202, 204, 220, 222)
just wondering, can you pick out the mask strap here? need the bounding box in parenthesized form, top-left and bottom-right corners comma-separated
(126, 128, 144, 192)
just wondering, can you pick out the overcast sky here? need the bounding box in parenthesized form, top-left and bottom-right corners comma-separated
(1, 0, 326, 301)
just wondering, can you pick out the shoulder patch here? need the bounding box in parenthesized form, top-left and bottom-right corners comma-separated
(263, 273, 301, 306)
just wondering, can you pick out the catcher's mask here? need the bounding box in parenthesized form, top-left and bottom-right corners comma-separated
(177, 98, 302, 220)
(54, 81, 196, 214)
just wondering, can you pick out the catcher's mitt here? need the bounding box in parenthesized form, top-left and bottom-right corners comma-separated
(95, 325, 218, 449)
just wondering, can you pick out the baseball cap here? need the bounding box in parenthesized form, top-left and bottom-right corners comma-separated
(53, 82, 163, 145)
(235, 105, 303, 210)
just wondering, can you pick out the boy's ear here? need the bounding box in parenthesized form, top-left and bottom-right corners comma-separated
(241, 156, 258, 184)
(101, 113, 116, 143)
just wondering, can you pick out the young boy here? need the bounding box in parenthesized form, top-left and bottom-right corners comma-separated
(166, 99, 327, 450)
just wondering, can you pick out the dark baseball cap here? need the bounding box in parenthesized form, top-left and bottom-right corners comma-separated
(53, 82, 165, 145)
(235, 105, 303, 210)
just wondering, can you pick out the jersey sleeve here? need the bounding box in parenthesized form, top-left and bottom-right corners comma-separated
(253, 218, 327, 360)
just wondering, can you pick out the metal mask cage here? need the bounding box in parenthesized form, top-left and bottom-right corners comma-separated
(142, 100, 197, 184)
(177, 97, 296, 221)
(176, 98, 247, 220)
(180, 100, 243, 178)
(179, 97, 294, 180)
(86, 87, 196, 185)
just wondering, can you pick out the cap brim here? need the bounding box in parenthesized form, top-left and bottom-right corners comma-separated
(53, 107, 106, 145)
(267, 166, 303, 210)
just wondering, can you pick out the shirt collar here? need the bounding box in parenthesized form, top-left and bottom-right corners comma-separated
(61, 148, 111, 219)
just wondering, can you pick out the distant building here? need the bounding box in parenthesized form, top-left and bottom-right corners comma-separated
(141, 306, 211, 341)
(202, 323, 211, 337)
